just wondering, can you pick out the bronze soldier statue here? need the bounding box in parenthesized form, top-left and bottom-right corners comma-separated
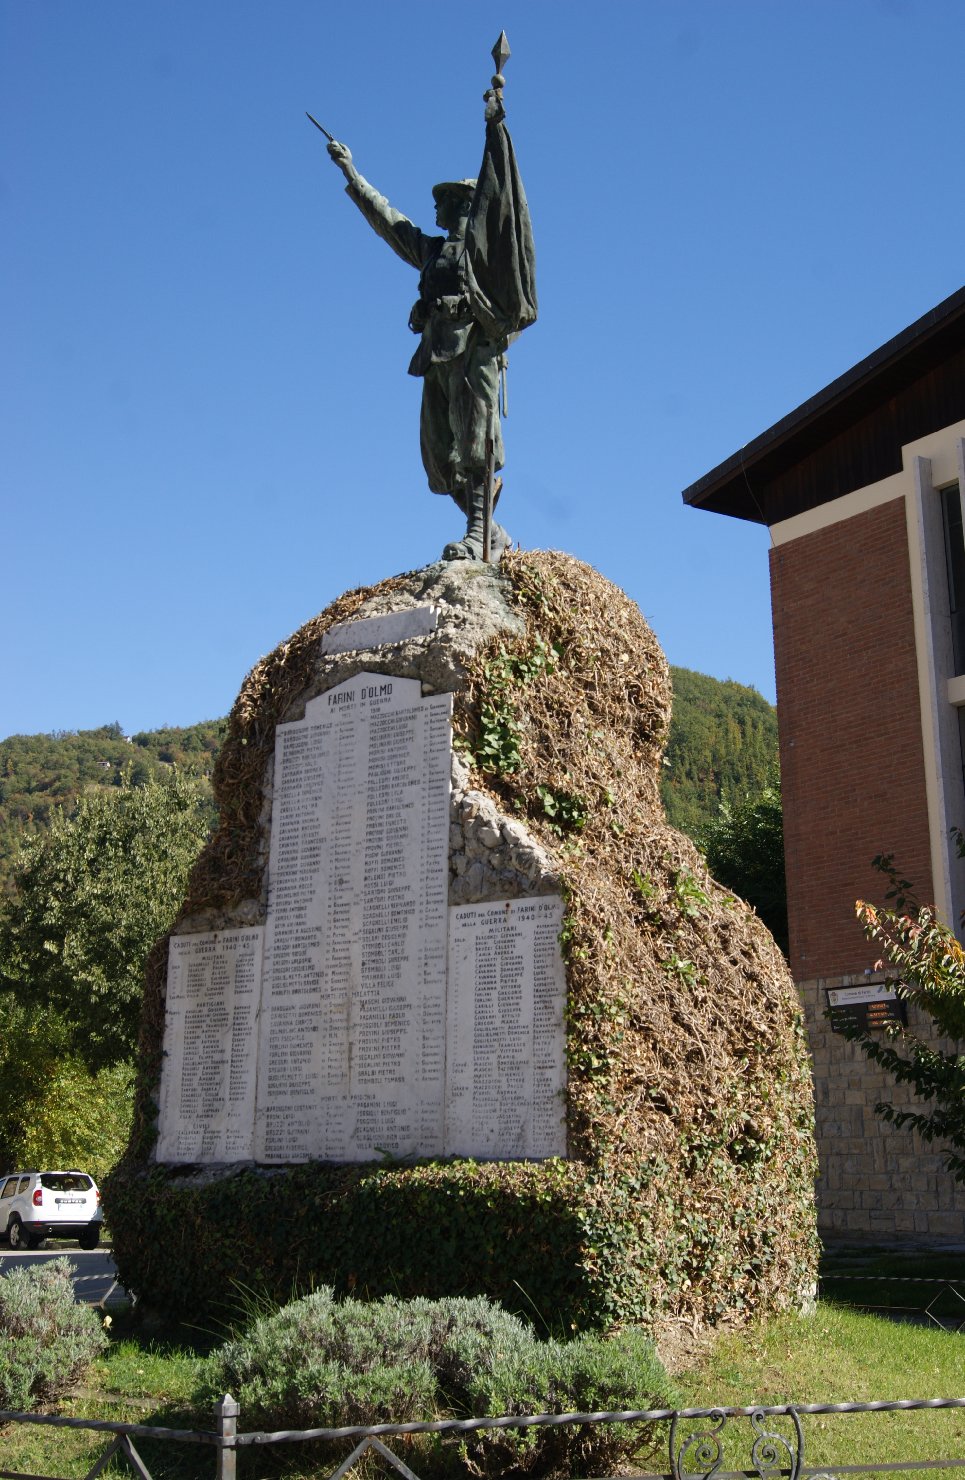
(320, 38, 537, 562)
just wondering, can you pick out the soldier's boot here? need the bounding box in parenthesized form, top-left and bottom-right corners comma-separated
(442, 478, 511, 562)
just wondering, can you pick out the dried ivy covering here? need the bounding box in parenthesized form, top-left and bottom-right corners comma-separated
(108, 551, 817, 1336)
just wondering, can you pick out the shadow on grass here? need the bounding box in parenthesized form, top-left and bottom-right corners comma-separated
(819, 1242, 965, 1328)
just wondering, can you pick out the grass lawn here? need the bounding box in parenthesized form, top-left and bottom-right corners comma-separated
(0, 1324, 209, 1479)
(1, 1300, 963, 1478)
(672, 1303, 965, 1478)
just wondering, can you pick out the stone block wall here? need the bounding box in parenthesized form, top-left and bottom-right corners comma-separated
(801, 971, 965, 1241)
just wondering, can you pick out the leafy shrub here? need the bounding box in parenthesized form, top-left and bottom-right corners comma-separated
(202, 1287, 438, 1429)
(456, 1324, 676, 1476)
(197, 1289, 675, 1476)
(0, 1258, 107, 1410)
(854, 852, 965, 1178)
(107, 1158, 601, 1331)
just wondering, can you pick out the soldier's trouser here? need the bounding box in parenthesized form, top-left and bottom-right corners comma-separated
(419, 343, 504, 495)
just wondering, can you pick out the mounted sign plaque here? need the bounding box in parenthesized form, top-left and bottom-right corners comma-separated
(825, 981, 907, 1035)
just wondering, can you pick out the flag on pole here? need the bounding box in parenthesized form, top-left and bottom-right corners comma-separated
(465, 117, 538, 344)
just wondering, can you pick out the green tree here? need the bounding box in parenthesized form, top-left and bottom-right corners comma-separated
(0, 999, 133, 1180)
(703, 780, 788, 954)
(854, 858, 965, 1180)
(0, 773, 210, 1069)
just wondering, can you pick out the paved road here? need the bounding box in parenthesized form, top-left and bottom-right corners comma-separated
(0, 1245, 129, 1307)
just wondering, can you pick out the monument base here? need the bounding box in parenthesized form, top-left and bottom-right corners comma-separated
(107, 551, 817, 1334)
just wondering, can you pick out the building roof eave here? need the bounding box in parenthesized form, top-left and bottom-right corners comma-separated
(681, 285, 965, 525)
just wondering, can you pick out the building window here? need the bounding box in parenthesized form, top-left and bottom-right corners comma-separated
(940, 482, 965, 675)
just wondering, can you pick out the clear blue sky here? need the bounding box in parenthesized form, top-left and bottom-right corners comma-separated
(3, 0, 963, 737)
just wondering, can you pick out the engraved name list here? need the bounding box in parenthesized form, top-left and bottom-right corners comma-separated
(157, 669, 567, 1164)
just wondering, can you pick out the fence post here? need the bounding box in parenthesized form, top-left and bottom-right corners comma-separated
(215, 1392, 240, 1480)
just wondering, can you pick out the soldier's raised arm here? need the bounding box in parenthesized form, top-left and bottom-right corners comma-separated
(326, 140, 434, 271)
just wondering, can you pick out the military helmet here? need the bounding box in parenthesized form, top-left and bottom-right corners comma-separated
(432, 178, 477, 205)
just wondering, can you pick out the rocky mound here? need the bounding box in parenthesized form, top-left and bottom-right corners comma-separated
(107, 550, 817, 1335)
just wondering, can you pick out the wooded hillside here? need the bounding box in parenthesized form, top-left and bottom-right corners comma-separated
(661, 667, 778, 838)
(0, 720, 225, 900)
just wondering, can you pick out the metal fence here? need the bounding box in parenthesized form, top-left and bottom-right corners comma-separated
(2, 1394, 965, 1480)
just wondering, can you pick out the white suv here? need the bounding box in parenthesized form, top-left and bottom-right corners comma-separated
(0, 1170, 103, 1250)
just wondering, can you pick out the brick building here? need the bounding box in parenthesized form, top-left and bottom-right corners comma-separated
(683, 286, 965, 1241)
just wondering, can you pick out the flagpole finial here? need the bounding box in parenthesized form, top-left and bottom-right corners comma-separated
(484, 31, 511, 121)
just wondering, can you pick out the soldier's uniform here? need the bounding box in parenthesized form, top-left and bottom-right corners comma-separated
(344, 174, 504, 498)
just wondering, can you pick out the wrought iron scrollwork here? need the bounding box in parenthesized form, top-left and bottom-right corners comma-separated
(671, 1405, 811, 1480)
(670, 1408, 727, 1478)
(750, 1405, 803, 1479)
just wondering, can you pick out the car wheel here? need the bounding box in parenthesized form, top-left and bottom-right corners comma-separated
(78, 1227, 100, 1250)
(7, 1217, 24, 1250)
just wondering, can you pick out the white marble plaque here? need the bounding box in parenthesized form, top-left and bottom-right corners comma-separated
(445, 897, 567, 1159)
(254, 673, 452, 1162)
(156, 668, 570, 1167)
(156, 928, 264, 1163)
(321, 606, 439, 655)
